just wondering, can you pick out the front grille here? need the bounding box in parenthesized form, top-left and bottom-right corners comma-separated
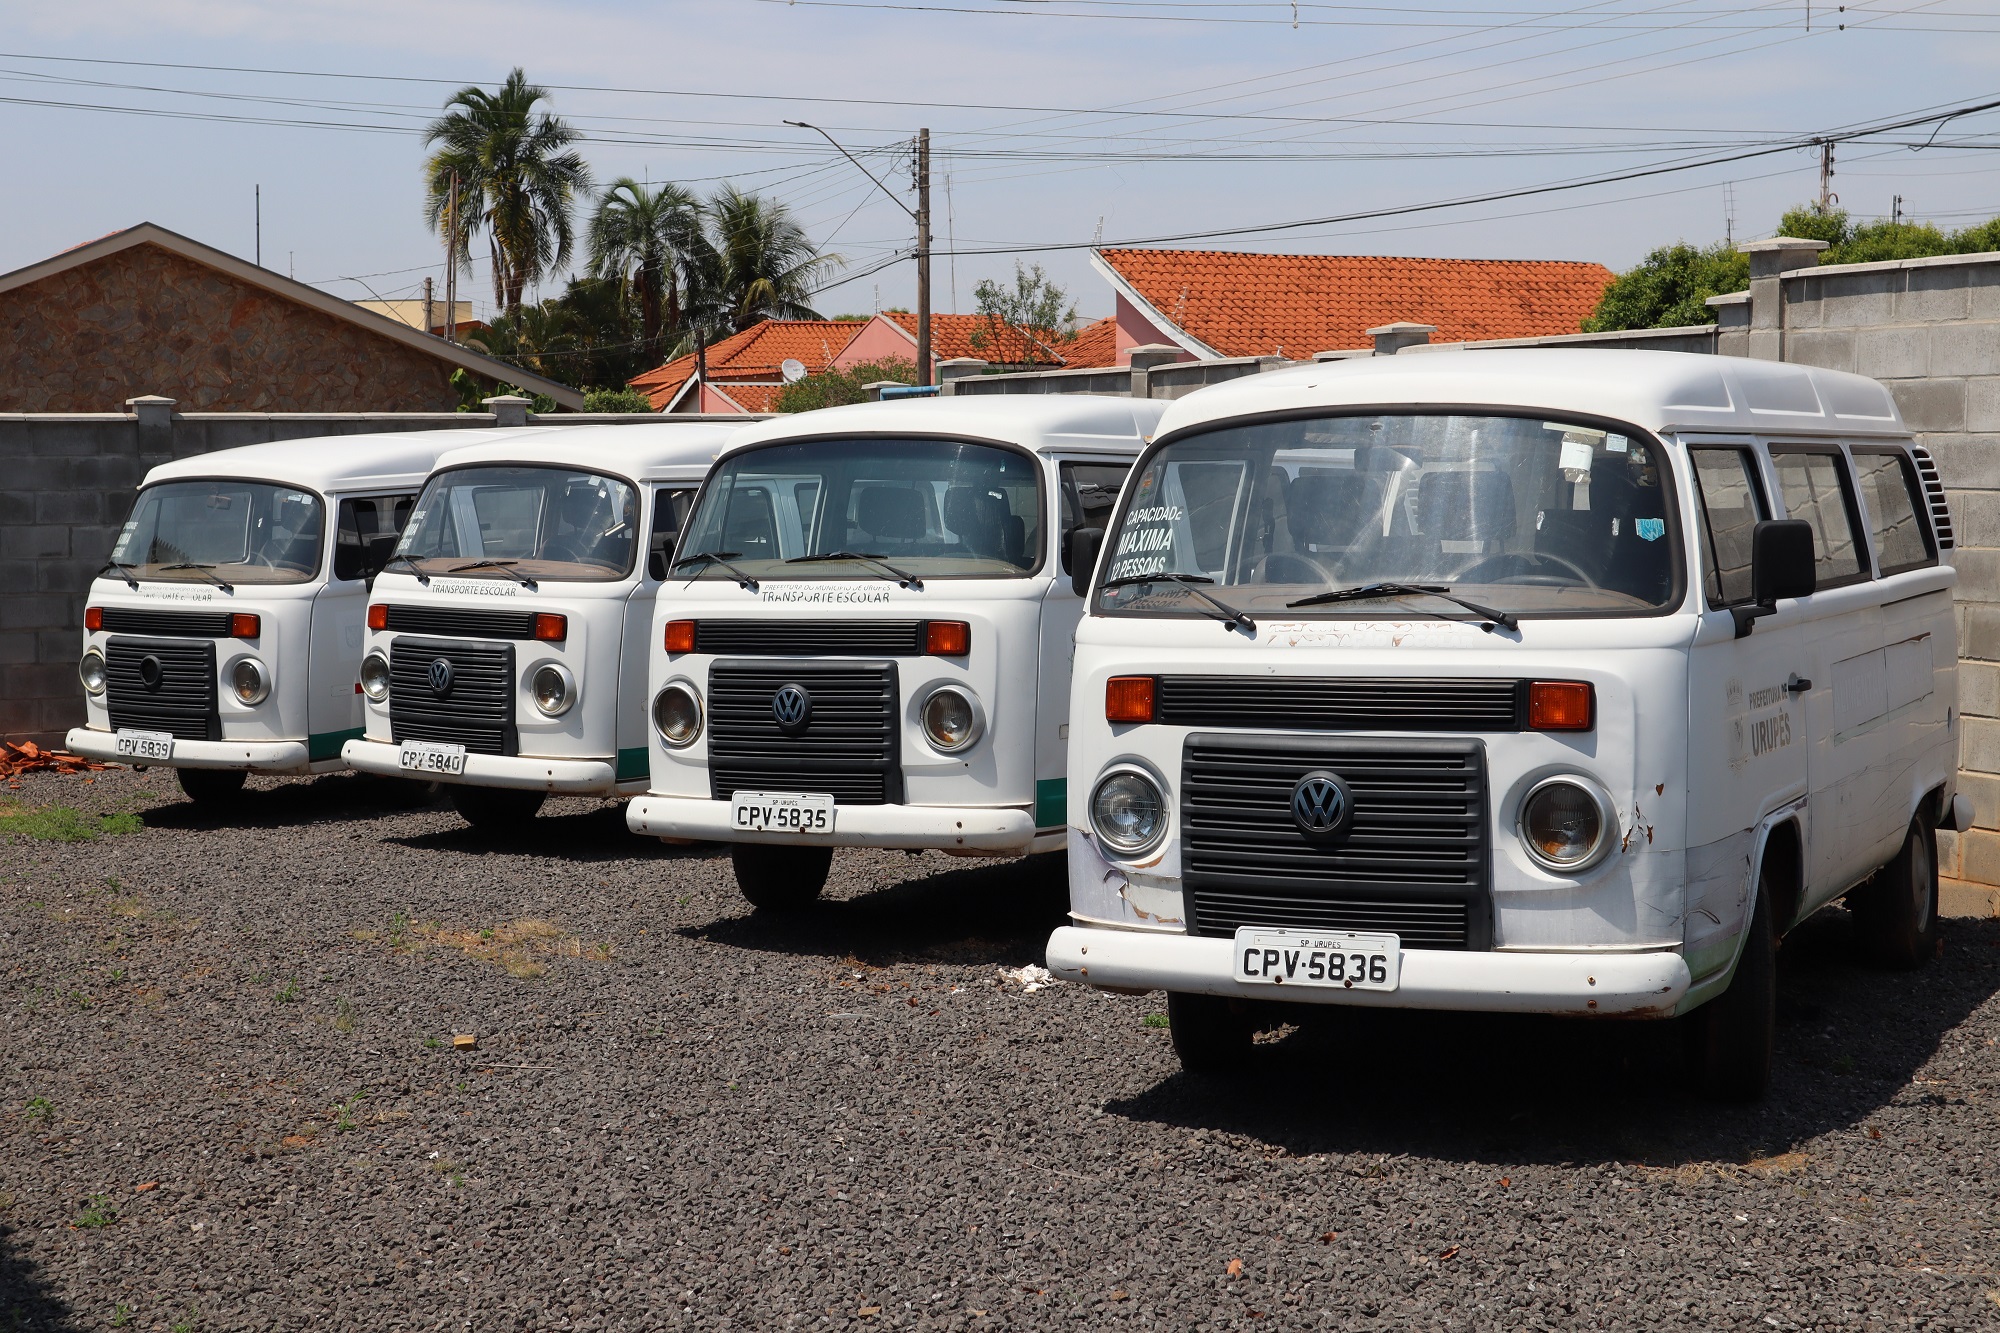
(694, 620, 926, 656)
(383, 605, 537, 639)
(1180, 735, 1490, 949)
(389, 638, 516, 755)
(104, 637, 219, 739)
(1156, 676, 1523, 731)
(707, 660, 900, 804)
(99, 607, 233, 637)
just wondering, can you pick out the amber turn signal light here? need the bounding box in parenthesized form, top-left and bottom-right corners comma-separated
(924, 620, 971, 656)
(1105, 676, 1157, 724)
(532, 612, 568, 642)
(664, 619, 697, 654)
(84, 607, 103, 632)
(366, 603, 388, 631)
(230, 613, 261, 639)
(1528, 680, 1594, 731)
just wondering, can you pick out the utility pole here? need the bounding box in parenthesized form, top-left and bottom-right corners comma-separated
(915, 129, 932, 388)
(255, 185, 261, 267)
(1817, 141, 1837, 214)
(424, 277, 435, 338)
(443, 171, 459, 346)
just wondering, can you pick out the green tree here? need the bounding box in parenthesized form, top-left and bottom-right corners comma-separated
(423, 69, 592, 315)
(970, 262, 1077, 364)
(705, 185, 842, 332)
(471, 278, 644, 392)
(587, 179, 706, 362)
(772, 358, 917, 414)
(582, 387, 654, 412)
(1582, 241, 1750, 332)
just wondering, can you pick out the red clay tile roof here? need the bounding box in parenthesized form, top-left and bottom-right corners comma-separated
(628, 319, 863, 409)
(881, 311, 1076, 365)
(706, 383, 786, 413)
(1056, 315, 1119, 369)
(1096, 248, 1614, 358)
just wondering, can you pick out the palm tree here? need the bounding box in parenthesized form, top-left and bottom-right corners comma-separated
(704, 185, 842, 332)
(587, 179, 706, 360)
(423, 69, 592, 315)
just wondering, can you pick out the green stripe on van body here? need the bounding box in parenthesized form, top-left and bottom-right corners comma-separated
(1035, 778, 1067, 830)
(309, 727, 364, 762)
(616, 747, 651, 782)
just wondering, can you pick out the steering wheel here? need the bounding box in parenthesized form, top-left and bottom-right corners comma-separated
(1457, 550, 1598, 588)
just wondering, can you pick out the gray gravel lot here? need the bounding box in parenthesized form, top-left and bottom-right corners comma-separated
(3, 767, 2000, 1332)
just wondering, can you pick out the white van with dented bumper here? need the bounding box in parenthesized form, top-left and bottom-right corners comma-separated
(67, 432, 474, 805)
(341, 424, 738, 828)
(1045, 349, 1963, 1098)
(625, 396, 1167, 908)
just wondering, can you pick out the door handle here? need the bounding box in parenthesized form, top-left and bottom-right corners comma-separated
(1785, 674, 1812, 694)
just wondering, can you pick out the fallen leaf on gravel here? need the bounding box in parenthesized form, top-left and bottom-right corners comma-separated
(0, 743, 110, 778)
(280, 1134, 314, 1148)
(1437, 1246, 1460, 1262)
(969, 1312, 987, 1319)
(858, 1305, 881, 1317)
(1499, 1176, 1511, 1188)
(1866, 1124, 1883, 1140)
(999, 964, 1057, 993)
(1318, 1232, 1337, 1244)
(1226, 1258, 1244, 1277)
(1111, 1290, 1128, 1301)
(133, 1182, 157, 1192)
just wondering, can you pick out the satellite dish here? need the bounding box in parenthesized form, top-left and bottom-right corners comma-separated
(780, 358, 808, 384)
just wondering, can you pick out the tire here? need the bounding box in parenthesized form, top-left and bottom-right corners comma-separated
(731, 843, 832, 912)
(1683, 880, 1777, 1102)
(1167, 992, 1258, 1076)
(448, 785, 545, 830)
(1850, 813, 1940, 970)
(175, 767, 246, 806)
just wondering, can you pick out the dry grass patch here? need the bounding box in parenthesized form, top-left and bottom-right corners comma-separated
(406, 918, 613, 979)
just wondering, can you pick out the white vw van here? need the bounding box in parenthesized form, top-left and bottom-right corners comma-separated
(624, 396, 1168, 908)
(66, 432, 480, 805)
(341, 423, 740, 828)
(1045, 349, 1963, 1099)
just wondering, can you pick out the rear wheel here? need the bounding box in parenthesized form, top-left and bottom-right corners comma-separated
(1850, 813, 1939, 970)
(1167, 992, 1259, 1076)
(731, 843, 832, 912)
(448, 785, 545, 830)
(175, 767, 246, 806)
(1683, 880, 1777, 1102)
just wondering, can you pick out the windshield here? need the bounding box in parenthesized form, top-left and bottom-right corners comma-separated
(112, 480, 324, 584)
(1098, 413, 1680, 618)
(396, 466, 639, 581)
(679, 437, 1044, 580)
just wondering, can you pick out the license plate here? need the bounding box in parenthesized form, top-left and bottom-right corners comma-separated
(398, 739, 467, 776)
(1232, 929, 1401, 992)
(730, 791, 835, 835)
(114, 729, 173, 761)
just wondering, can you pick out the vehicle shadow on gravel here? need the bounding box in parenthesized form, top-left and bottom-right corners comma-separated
(385, 802, 730, 863)
(0, 1223, 75, 1332)
(1106, 912, 2000, 1168)
(684, 855, 1067, 968)
(136, 773, 442, 830)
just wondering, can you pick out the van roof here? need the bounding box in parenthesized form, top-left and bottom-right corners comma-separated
(719, 394, 1169, 457)
(1154, 349, 1911, 441)
(426, 421, 747, 482)
(140, 427, 525, 493)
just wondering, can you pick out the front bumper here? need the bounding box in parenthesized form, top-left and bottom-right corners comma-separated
(341, 738, 616, 794)
(66, 728, 310, 773)
(1044, 926, 1691, 1017)
(625, 793, 1038, 853)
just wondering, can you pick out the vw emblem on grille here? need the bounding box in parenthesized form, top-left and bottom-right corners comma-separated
(772, 682, 813, 734)
(1290, 770, 1353, 841)
(427, 657, 455, 699)
(138, 655, 164, 692)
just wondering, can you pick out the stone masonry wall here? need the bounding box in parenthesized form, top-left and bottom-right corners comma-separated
(0, 243, 466, 412)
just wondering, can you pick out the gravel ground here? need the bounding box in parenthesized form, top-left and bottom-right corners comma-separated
(3, 766, 2000, 1332)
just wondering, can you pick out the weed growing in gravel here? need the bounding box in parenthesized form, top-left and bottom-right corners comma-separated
(677, 895, 692, 907)
(331, 1092, 366, 1133)
(111, 1304, 131, 1327)
(169, 1304, 200, 1332)
(23, 1096, 53, 1125)
(0, 800, 143, 843)
(1143, 1013, 1170, 1029)
(423, 1036, 442, 1050)
(334, 998, 359, 1034)
(73, 1194, 116, 1228)
(273, 978, 301, 1004)
(1832, 1053, 1857, 1075)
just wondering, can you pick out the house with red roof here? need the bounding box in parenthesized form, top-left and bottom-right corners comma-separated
(1090, 248, 1614, 364)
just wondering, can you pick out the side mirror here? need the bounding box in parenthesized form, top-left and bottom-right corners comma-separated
(1068, 526, 1105, 599)
(1733, 519, 1816, 637)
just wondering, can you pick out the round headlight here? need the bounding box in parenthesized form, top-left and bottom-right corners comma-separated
(359, 652, 390, 702)
(78, 649, 106, 696)
(531, 664, 574, 717)
(920, 686, 981, 753)
(1518, 777, 1615, 872)
(229, 657, 270, 705)
(652, 683, 702, 746)
(1090, 769, 1168, 857)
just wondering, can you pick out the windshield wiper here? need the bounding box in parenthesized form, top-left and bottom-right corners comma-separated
(381, 553, 430, 586)
(1100, 573, 1256, 633)
(157, 562, 235, 594)
(672, 550, 760, 591)
(1285, 582, 1517, 632)
(785, 551, 924, 590)
(446, 559, 537, 590)
(97, 559, 139, 590)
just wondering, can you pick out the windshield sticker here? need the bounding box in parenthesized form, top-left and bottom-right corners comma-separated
(429, 578, 521, 597)
(1606, 434, 1629, 453)
(1636, 518, 1665, 541)
(759, 583, 892, 604)
(1108, 502, 1185, 582)
(1558, 439, 1595, 474)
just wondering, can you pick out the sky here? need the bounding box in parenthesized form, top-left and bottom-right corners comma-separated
(4, 0, 1999, 329)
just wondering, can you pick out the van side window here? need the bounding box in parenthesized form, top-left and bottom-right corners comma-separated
(1059, 461, 1131, 572)
(647, 487, 695, 581)
(1768, 448, 1869, 588)
(1851, 449, 1935, 575)
(334, 493, 418, 582)
(1688, 449, 1766, 607)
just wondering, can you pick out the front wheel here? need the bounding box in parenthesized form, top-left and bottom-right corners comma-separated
(448, 785, 546, 830)
(1850, 813, 1939, 970)
(1167, 992, 1258, 1076)
(1682, 882, 1776, 1102)
(175, 767, 247, 806)
(731, 843, 832, 912)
